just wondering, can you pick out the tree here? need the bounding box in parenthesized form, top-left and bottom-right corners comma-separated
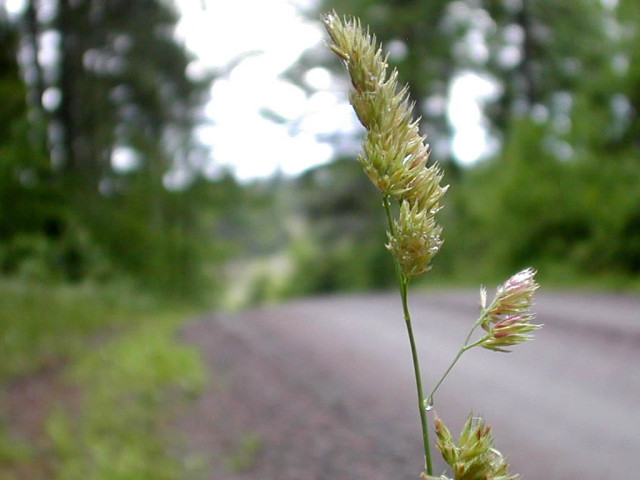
(449, 0, 640, 279)
(301, 1, 640, 283)
(479, 0, 625, 153)
(2, 0, 220, 297)
(0, 13, 61, 278)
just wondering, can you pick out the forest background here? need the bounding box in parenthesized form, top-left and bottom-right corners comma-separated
(1, 0, 639, 478)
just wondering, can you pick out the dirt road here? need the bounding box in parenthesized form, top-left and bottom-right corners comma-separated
(180, 290, 640, 480)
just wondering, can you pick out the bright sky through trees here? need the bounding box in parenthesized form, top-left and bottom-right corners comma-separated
(176, 0, 493, 181)
(175, 0, 343, 181)
(4, 0, 493, 181)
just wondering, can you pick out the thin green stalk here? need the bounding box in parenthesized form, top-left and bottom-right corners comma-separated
(426, 315, 489, 406)
(402, 287, 434, 476)
(383, 196, 434, 476)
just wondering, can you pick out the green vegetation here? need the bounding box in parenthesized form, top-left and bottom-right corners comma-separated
(224, 433, 263, 474)
(2, 0, 639, 304)
(0, 2, 225, 302)
(446, 118, 640, 287)
(0, 280, 205, 480)
(276, 0, 640, 296)
(47, 322, 205, 480)
(1, 280, 152, 378)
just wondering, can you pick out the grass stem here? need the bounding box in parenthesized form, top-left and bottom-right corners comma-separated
(384, 196, 434, 475)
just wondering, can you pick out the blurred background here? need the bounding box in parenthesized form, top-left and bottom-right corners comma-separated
(0, 0, 639, 478)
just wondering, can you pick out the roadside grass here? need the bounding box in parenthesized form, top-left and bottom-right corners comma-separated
(224, 432, 263, 474)
(0, 279, 157, 378)
(0, 279, 208, 480)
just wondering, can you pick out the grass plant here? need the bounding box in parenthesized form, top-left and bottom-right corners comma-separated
(323, 13, 542, 479)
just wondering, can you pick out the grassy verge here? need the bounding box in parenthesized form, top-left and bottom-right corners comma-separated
(0, 279, 207, 480)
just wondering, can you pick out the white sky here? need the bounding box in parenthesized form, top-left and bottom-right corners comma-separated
(448, 72, 499, 164)
(176, 0, 493, 181)
(175, 0, 351, 181)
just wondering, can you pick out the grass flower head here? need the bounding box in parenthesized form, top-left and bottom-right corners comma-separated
(323, 11, 448, 278)
(433, 413, 520, 480)
(479, 268, 542, 352)
(387, 200, 443, 278)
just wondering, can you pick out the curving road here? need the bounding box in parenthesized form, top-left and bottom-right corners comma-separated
(184, 290, 640, 479)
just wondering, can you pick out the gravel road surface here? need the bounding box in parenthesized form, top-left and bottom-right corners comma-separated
(179, 290, 640, 480)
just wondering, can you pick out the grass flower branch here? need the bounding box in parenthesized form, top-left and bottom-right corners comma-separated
(427, 268, 541, 406)
(323, 12, 541, 480)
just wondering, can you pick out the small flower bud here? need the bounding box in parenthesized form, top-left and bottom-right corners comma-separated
(479, 268, 542, 352)
(481, 314, 542, 352)
(434, 413, 520, 480)
(434, 414, 458, 466)
(490, 267, 539, 316)
(323, 12, 448, 278)
(386, 200, 443, 278)
(479, 286, 487, 310)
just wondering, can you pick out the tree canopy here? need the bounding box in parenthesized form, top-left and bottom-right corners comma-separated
(293, 0, 640, 288)
(0, 0, 222, 298)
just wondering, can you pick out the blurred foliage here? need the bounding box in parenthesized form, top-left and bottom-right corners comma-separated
(0, 279, 204, 480)
(47, 321, 205, 480)
(1, 10, 214, 478)
(0, 1, 230, 301)
(281, 0, 640, 293)
(0, 278, 160, 379)
(3, 0, 637, 303)
(444, 118, 640, 283)
(281, 158, 396, 296)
